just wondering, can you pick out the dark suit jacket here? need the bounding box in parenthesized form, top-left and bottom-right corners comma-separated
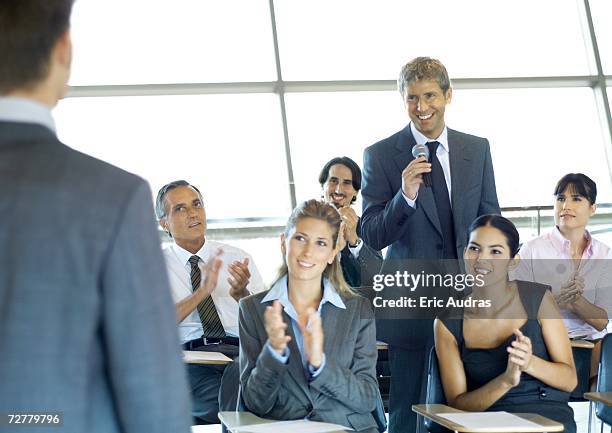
(340, 219, 383, 289)
(361, 124, 500, 348)
(0, 122, 192, 433)
(239, 290, 379, 432)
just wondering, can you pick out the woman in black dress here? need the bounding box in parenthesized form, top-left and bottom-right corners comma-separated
(434, 215, 578, 433)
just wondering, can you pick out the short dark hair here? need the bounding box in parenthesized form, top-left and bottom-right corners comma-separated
(398, 57, 451, 100)
(554, 173, 597, 205)
(318, 157, 362, 203)
(468, 214, 520, 257)
(0, 0, 74, 94)
(155, 180, 203, 221)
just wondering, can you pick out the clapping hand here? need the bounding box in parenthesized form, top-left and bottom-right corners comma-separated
(199, 249, 223, 297)
(507, 329, 533, 371)
(338, 206, 359, 246)
(228, 257, 251, 301)
(503, 355, 522, 388)
(555, 273, 584, 309)
(264, 300, 291, 355)
(503, 329, 533, 387)
(299, 308, 324, 369)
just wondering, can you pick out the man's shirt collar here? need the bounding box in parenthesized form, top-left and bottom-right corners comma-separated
(170, 240, 208, 266)
(410, 122, 449, 153)
(0, 96, 56, 134)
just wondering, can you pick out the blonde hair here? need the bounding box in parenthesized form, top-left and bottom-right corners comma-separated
(273, 199, 353, 295)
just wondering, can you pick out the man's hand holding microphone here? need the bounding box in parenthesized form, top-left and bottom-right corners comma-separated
(402, 143, 432, 200)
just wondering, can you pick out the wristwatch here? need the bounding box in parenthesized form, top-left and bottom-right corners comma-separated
(348, 238, 362, 248)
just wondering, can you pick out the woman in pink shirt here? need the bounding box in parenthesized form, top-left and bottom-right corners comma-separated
(515, 173, 612, 382)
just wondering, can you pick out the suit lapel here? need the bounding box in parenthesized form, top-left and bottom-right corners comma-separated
(394, 125, 442, 236)
(448, 129, 472, 243)
(321, 303, 341, 362)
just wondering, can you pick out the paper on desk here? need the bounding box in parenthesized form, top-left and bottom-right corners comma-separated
(569, 329, 593, 339)
(438, 412, 542, 430)
(231, 419, 352, 433)
(182, 350, 232, 362)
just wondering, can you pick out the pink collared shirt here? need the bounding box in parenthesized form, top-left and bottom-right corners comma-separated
(513, 226, 612, 339)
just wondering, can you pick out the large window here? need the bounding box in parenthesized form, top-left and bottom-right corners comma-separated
(57, 0, 612, 280)
(56, 94, 289, 220)
(285, 91, 405, 204)
(69, 0, 277, 85)
(274, 0, 591, 80)
(447, 87, 612, 206)
(590, 0, 612, 74)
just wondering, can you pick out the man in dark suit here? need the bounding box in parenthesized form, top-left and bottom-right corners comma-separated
(361, 57, 501, 432)
(0, 1, 192, 432)
(319, 156, 383, 289)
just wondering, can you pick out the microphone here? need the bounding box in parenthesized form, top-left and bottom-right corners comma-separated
(411, 143, 431, 187)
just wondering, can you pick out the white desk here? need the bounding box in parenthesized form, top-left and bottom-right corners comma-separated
(216, 412, 349, 433)
(183, 350, 232, 365)
(412, 404, 564, 432)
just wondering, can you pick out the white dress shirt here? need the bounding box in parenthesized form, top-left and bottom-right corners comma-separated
(0, 96, 56, 133)
(403, 122, 451, 208)
(163, 239, 265, 342)
(513, 227, 612, 339)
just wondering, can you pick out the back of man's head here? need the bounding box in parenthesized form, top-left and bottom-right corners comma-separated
(0, 0, 74, 95)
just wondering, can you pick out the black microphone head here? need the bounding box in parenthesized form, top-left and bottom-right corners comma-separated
(412, 143, 429, 160)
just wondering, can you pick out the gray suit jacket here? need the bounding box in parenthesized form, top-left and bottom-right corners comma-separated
(239, 290, 378, 432)
(361, 124, 500, 348)
(0, 122, 192, 433)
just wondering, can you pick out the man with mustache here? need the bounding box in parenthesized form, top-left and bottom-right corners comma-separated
(319, 156, 383, 289)
(156, 180, 265, 425)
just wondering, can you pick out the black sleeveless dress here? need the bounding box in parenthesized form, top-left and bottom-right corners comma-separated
(440, 281, 576, 433)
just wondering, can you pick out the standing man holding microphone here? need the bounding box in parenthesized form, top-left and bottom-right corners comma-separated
(361, 57, 501, 432)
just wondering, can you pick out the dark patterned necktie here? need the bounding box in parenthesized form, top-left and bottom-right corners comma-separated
(427, 141, 457, 259)
(188, 255, 226, 338)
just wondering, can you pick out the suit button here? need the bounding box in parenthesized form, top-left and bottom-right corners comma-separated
(540, 390, 547, 398)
